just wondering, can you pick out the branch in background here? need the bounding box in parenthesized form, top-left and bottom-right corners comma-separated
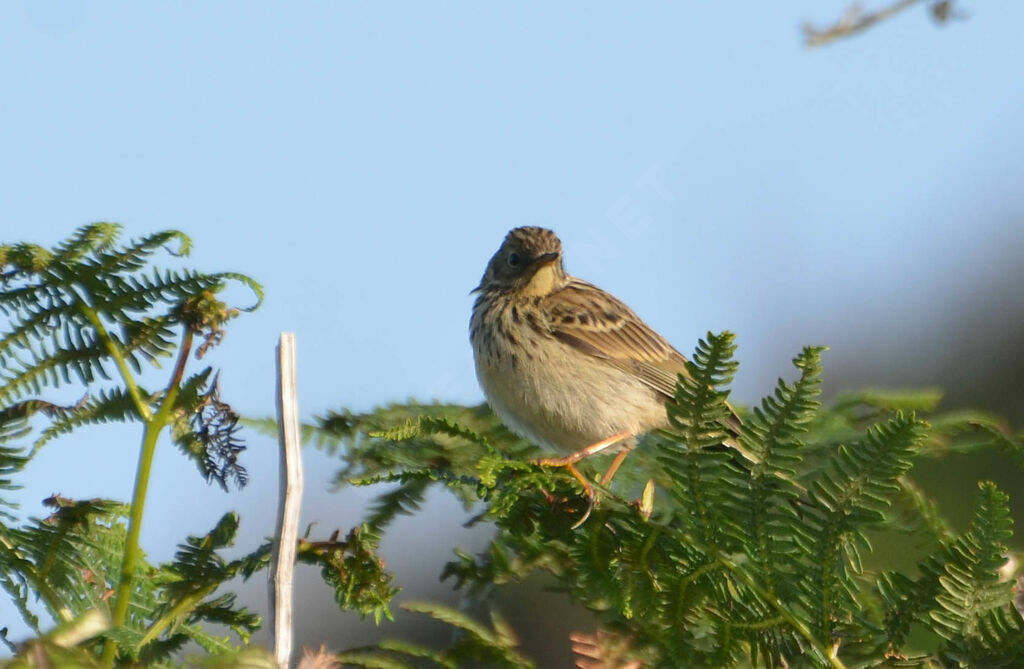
(803, 0, 963, 47)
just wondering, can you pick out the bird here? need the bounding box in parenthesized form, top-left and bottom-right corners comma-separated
(470, 226, 745, 501)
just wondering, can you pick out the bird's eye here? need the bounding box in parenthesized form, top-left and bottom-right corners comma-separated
(507, 252, 521, 267)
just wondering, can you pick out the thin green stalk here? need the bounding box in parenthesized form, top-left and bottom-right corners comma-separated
(630, 508, 846, 669)
(77, 303, 152, 422)
(136, 585, 215, 650)
(715, 552, 847, 669)
(101, 328, 193, 667)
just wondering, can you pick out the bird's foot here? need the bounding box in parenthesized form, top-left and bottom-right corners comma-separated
(534, 431, 633, 528)
(533, 460, 595, 527)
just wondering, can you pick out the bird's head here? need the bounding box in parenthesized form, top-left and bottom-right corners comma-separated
(475, 226, 568, 296)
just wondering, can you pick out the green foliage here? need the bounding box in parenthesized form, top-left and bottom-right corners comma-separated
(293, 525, 398, 624)
(1, 225, 398, 667)
(0, 508, 396, 666)
(4, 225, 1022, 667)
(0, 497, 261, 666)
(336, 602, 534, 669)
(930, 483, 1023, 664)
(0, 223, 264, 664)
(314, 334, 1024, 668)
(0, 223, 260, 483)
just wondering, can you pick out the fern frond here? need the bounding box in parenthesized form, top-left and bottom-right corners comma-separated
(103, 267, 222, 314)
(33, 388, 140, 454)
(91, 229, 192, 275)
(0, 569, 41, 634)
(161, 512, 240, 600)
(403, 601, 499, 645)
(375, 640, 457, 667)
(306, 403, 531, 516)
(119, 315, 178, 371)
(293, 525, 398, 624)
(370, 415, 497, 454)
(806, 414, 925, 522)
(191, 646, 279, 669)
(0, 224, 268, 664)
(242, 404, 525, 489)
(743, 346, 825, 468)
(0, 496, 127, 629)
(363, 478, 431, 535)
(883, 476, 954, 546)
(135, 512, 260, 656)
(733, 346, 825, 603)
(666, 331, 739, 448)
(399, 602, 535, 668)
(800, 413, 927, 644)
(0, 338, 111, 405)
(931, 482, 1019, 660)
(0, 402, 50, 517)
(188, 592, 261, 642)
(833, 388, 944, 417)
(1, 223, 261, 412)
(336, 647, 439, 669)
(933, 416, 1024, 469)
(657, 331, 740, 548)
(51, 222, 121, 264)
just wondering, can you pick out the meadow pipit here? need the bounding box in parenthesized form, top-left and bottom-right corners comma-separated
(470, 227, 744, 500)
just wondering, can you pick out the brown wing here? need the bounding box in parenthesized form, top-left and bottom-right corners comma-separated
(541, 278, 690, 400)
(542, 278, 749, 454)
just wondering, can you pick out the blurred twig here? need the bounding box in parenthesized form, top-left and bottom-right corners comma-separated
(803, 0, 961, 47)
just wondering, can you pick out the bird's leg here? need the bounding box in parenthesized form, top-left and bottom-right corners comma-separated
(536, 430, 632, 468)
(535, 430, 632, 497)
(535, 431, 633, 528)
(600, 447, 632, 486)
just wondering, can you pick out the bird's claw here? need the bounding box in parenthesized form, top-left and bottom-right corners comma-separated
(535, 459, 598, 528)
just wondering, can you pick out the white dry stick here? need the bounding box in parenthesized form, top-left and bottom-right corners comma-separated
(271, 332, 304, 668)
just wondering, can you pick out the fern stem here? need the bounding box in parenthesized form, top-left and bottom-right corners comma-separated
(715, 553, 847, 669)
(102, 328, 193, 667)
(137, 585, 214, 650)
(77, 303, 153, 422)
(726, 615, 786, 630)
(751, 476, 778, 601)
(689, 454, 714, 545)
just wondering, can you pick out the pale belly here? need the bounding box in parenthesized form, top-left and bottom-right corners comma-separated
(473, 332, 668, 453)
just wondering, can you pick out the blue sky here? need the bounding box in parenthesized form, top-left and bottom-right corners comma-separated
(2, 0, 1023, 651)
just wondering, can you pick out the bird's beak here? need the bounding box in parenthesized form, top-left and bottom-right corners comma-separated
(534, 252, 560, 266)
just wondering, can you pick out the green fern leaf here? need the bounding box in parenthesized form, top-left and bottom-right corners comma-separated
(931, 482, 1018, 659)
(401, 601, 534, 668)
(733, 346, 825, 603)
(363, 478, 431, 534)
(800, 412, 927, 644)
(657, 331, 740, 548)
